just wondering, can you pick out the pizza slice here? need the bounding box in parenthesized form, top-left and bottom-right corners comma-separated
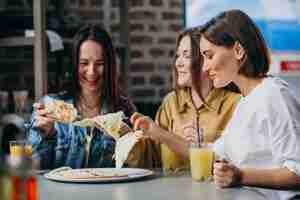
(114, 130, 143, 169)
(73, 111, 127, 140)
(93, 111, 124, 139)
(44, 99, 79, 123)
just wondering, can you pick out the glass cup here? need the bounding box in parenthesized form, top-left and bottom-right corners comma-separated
(13, 90, 28, 114)
(161, 144, 184, 174)
(9, 140, 32, 158)
(189, 143, 214, 181)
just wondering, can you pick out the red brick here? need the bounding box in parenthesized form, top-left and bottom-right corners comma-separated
(149, 48, 165, 58)
(162, 12, 181, 20)
(129, 11, 156, 20)
(130, 50, 144, 59)
(158, 37, 176, 45)
(129, 0, 144, 7)
(130, 35, 153, 44)
(130, 24, 145, 32)
(169, 0, 181, 8)
(131, 76, 145, 85)
(79, 10, 104, 20)
(148, 24, 163, 32)
(158, 63, 172, 72)
(130, 62, 155, 72)
(150, 0, 163, 7)
(91, 0, 103, 7)
(150, 75, 165, 86)
(169, 24, 182, 32)
(132, 89, 155, 98)
(169, 49, 175, 57)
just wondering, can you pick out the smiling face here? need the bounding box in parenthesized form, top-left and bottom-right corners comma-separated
(78, 40, 104, 94)
(200, 36, 241, 88)
(175, 35, 193, 87)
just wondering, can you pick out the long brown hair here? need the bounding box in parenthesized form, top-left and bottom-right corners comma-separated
(173, 28, 207, 104)
(66, 24, 120, 112)
(201, 9, 270, 78)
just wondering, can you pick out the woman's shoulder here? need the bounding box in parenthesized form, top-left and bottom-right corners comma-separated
(258, 77, 292, 100)
(161, 90, 177, 104)
(219, 88, 241, 104)
(160, 89, 186, 110)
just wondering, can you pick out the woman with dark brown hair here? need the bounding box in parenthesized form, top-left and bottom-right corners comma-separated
(28, 24, 136, 169)
(131, 27, 240, 172)
(198, 9, 300, 199)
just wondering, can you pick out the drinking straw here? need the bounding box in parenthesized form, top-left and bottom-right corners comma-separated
(195, 116, 202, 147)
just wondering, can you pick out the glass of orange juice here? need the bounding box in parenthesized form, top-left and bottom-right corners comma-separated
(189, 143, 214, 181)
(161, 143, 183, 173)
(9, 140, 32, 158)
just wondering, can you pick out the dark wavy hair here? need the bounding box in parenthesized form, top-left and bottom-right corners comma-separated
(200, 9, 270, 78)
(65, 24, 120, 112)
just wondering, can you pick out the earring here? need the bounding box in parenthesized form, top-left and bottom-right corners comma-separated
(236, 42, 245, 60)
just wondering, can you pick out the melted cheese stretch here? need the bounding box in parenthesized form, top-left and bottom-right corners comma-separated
(115, 130, 143, 169)
(73, 111, 125, 139)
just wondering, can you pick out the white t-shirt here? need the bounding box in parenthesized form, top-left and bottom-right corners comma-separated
(214, 77, 300, 200)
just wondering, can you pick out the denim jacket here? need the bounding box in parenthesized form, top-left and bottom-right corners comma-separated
(28, 94, 136, 169)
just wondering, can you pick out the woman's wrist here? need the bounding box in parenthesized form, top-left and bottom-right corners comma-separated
(232, 167, 243, 186)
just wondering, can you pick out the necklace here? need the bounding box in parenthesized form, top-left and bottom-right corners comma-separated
(78, 96, 101, 118)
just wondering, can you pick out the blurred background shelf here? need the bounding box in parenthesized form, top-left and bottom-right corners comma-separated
(0, 36, 34, 47)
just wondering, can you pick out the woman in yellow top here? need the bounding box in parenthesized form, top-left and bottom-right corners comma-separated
(132, 28, 240, 172)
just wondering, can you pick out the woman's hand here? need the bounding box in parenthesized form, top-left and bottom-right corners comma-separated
(130, 112, 163, 142)
(33, 103, 56, 138)
(213, 160, 242, 188)
(182, 122, 198, 143)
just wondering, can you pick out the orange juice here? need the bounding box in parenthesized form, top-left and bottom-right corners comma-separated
(10, 146, 23, 158)
(190, 147, 213, 181)
(10, 140, 32, 158)
(161, 144, 183, 172)
(25, 145, 32, 157)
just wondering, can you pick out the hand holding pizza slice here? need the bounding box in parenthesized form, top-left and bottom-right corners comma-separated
(43, 99, 79, 124)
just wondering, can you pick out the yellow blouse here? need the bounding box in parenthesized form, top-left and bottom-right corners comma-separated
(155, 87, 241, 171)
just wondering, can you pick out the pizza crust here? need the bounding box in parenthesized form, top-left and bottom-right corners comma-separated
(48, 167, 129, 179)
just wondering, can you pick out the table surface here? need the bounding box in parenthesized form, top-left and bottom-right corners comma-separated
(37, 172, 276, 200)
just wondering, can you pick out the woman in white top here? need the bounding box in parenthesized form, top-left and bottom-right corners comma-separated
(198, 9, 300, 199)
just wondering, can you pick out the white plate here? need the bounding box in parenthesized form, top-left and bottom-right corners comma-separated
(44, 167, 154, 183)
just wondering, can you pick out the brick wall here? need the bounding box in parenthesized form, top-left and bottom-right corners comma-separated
(0, 0, 183, 115)
(66, 0, 183, 104)
(128, 0, 183, 103)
